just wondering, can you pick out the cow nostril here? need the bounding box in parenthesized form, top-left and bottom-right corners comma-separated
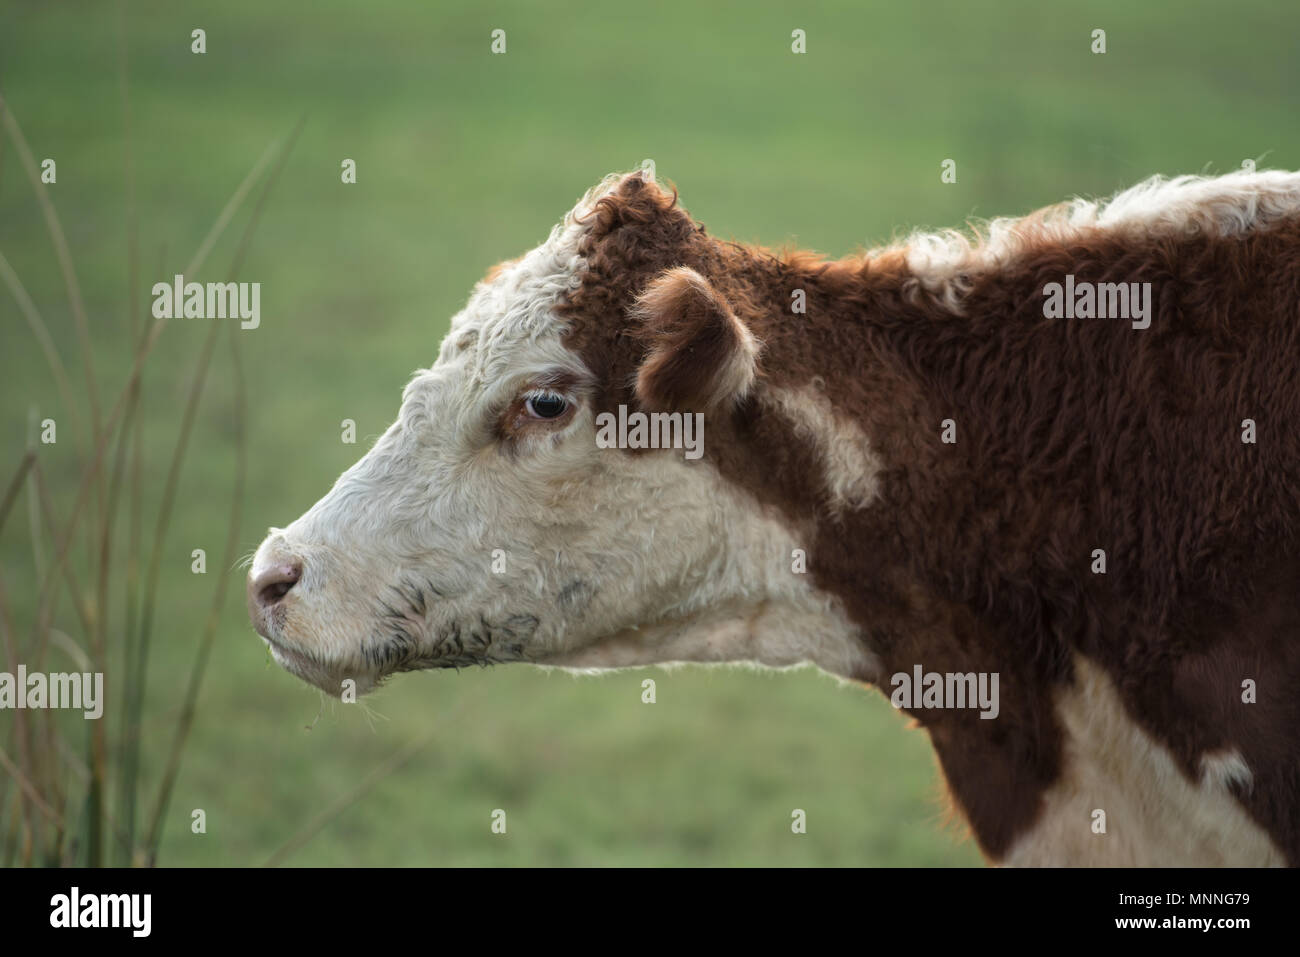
(260, 579, 293, 604)
(253, 562, 303, 609)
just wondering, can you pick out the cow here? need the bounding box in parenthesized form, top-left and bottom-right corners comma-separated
(248, 168, 1300, 866)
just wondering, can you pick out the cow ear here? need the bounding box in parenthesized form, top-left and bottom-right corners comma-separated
(632, 267, 761, 413)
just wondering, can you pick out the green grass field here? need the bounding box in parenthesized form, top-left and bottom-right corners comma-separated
(2, 0, 1298, 866)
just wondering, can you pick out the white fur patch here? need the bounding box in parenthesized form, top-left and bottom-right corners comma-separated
(1199, 750, 1254, 795)
(896, 169, 1300, 313)
(759, 381, 882, 512)
(1002, 654, 1284, 866)
(538, 451, 879, 681)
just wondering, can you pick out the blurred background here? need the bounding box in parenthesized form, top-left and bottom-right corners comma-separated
(2, 0, 1297, 866)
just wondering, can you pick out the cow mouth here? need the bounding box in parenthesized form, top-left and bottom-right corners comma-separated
(260, 631, 308, 668)
(252, 605, 306, 667)
(250, 598, 323, 671)
(260, 632, 321, 680)
(259, 630, 377, 697)
(253, 600, 540, 693)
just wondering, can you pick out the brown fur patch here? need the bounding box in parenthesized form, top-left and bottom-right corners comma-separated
(558, 173, 1300, 863)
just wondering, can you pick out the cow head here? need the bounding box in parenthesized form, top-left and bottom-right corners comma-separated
(247, 170, 877, 696)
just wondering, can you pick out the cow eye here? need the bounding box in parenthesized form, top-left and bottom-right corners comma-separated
(524, 391, 568, 419)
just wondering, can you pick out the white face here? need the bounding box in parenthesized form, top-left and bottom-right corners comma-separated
(248, 181, 875, 696)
